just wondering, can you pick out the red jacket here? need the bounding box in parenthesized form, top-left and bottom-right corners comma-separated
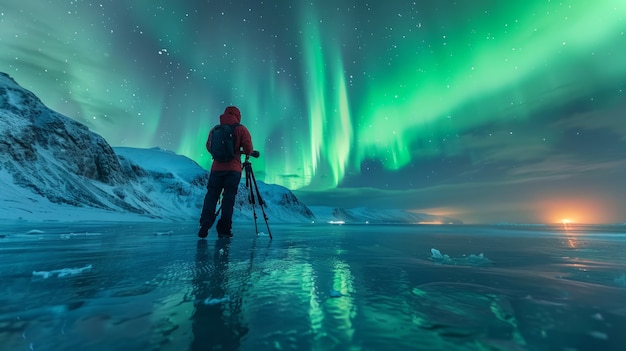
(206, 110, 253, 172)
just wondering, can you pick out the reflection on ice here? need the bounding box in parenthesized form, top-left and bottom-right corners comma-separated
(1, 223, 626, 350)
(410, 282, 522, 346)
(329, 289, 343, 298)
(0, 302, 84, 323)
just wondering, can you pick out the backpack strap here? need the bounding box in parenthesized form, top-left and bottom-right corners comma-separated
(211, 123, 239, 134)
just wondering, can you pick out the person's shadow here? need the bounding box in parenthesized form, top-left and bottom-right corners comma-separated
(191, 239, 248, 350)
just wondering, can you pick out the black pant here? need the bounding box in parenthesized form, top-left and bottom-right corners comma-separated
(199, 170, 241, 231)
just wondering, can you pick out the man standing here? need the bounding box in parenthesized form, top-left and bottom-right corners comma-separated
(198, 106, 254, 238)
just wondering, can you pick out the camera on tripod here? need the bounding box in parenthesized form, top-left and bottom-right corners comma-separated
(249, 150, 260, 158)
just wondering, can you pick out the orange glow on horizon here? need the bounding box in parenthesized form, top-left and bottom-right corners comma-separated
(538, 196, 611, 224)
(552, 213, 582, 225)
(409, 197, 618, 225)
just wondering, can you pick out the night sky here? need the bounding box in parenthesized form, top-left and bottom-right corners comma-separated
(2, 1, 625, 224)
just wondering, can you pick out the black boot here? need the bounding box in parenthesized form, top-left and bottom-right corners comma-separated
(216, 219, 233, 238)
(197, 218, 215, 239)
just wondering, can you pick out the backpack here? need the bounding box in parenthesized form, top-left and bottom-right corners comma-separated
(208, 123, 240, 162)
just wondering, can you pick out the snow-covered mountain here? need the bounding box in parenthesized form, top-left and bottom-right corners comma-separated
(113, 146, 315, 222)
(0, 72, 313, 223)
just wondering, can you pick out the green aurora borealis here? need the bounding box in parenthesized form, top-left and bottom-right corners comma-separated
(1, 0, 625, 223)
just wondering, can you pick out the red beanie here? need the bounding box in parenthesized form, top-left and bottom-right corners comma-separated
(224, 106, 241, 117)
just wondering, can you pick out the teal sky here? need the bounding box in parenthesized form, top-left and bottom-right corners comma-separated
(1, 0, 625, 223)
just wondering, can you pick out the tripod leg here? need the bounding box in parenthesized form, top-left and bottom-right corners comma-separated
(249, 166, 272, 240)
(245, 163, 259, 235)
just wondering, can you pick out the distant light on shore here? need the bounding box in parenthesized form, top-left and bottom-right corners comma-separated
(328, 220, 345, 225)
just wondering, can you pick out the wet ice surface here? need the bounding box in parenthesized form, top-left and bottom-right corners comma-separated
(1, 222, 626, 351)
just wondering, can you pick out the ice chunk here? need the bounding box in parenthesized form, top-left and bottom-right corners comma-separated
(32, 271, 53, 279)
(204, 296, 230, 305)
(430, 248, 452, 263)
(589, 331, 608, 340)
(60, 232, 102, 239)
(465, 253, 493, 265)
(57, 265, 93, 277)
(32, 264, 93, 279)
(430, 248, 492, 266)
(27, 229, 44, 234)
(430, 248, 446, 259)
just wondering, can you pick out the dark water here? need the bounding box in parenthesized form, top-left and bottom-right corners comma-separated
(1, 222, 625, 351)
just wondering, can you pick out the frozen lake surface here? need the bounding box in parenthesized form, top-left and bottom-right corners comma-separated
(1, 222, 626, 350)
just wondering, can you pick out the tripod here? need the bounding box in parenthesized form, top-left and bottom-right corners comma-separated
(243, 154, 273, 240)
